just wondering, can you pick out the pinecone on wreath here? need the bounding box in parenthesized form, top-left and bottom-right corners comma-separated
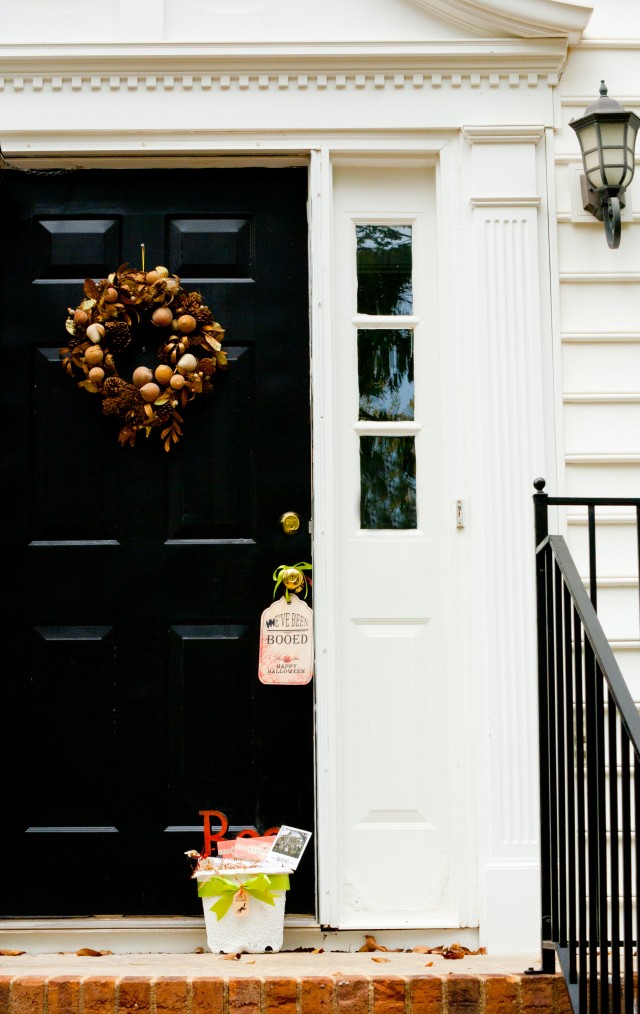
(199, 358, 217, 377)
(103, 377, 128, 396)
(104, 320, 132, 351)
(176, 292, 213, 325)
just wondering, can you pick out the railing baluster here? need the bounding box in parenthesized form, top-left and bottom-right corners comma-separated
(634, 753, 640, 1014)
(636, 505, 640, 641)
(634, 509, 640, 1014)
(574, 610, 588, 1013)
(538, 541, 554, 969)
(557, 569, 568, 948)
(596, 663, 609, 1013)
(549, 559, 560, 941)
(621, 728, 633, 1014)
(632, 754, 636, 1014)
(609, 699, 621, 1014)
(585, 636, 600, 1014)
(588, 504, 597, 610)
(564, 584, 577, 985)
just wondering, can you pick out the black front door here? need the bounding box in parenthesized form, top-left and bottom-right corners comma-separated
(0, 168, 314, 916)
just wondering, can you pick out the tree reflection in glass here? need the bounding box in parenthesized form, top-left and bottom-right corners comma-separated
(356, 225, 413, 315)
(360, 436, 417, 529)
(358, 329, 414, 420)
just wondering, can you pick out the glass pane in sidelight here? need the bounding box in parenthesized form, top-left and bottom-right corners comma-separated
(360, 435, 417, 529)
(356, 225, 413, 315)
(358, 329, 414, 421)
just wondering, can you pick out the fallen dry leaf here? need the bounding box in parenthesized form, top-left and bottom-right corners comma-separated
(425, 962, 434, 967)
(223, 952, 242, 961)
(372, 957, 391, 964)
(193, 947, 205, 954)
(76, 948, 113, 957)
(412, 946, 433, 954)
(442, 949, 465, 960)
(312, 948, 324, 954)
(360, 935, 388, 952)
(0, 950, 25, 956)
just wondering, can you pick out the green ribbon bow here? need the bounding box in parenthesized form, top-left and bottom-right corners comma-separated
(272, 562, 313, 603)
(198, 872, 290, 921)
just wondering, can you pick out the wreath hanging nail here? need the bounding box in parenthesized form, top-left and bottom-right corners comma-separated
(60, 263, 226, 450)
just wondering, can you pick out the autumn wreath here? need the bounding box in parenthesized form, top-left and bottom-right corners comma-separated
(60, 263, 226, 450)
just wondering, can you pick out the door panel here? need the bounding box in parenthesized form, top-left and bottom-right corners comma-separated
(0, 168, 314, 917)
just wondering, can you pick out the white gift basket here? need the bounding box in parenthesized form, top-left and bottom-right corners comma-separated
(195, 863, 293, 953)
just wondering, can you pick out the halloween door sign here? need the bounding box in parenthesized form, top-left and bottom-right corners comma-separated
(258, 595, 313, 685)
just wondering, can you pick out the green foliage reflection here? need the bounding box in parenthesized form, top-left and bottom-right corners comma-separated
(356, 225, 413, 315)
(360, 436, 417, 529)
(358, 329, 414, 420)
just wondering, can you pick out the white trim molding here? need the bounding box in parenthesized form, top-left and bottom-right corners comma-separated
(408, 0, 592, 44)
(0, 39, 571, 99)
(463, 125, 546, 145)
(469, 196, 541, 207)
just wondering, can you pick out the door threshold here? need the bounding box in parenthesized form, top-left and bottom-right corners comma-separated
(0, 916, 318, 930)
(0, 918, 480, 955)
(0, 916, 320, 955)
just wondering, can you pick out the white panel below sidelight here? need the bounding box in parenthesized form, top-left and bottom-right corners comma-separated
(339, 619, 454, 925)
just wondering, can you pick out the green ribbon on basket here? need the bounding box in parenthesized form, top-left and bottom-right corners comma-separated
(198, 872, 291, 921)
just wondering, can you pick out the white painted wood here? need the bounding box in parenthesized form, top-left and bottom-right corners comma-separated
(555, 9, 640, 674)
(461, 126, 550, 953)
(562, 342, 640, 392)
(308, 147, 342, 930)
(409, 0, 591, 42)
(331, 163, 461, 929)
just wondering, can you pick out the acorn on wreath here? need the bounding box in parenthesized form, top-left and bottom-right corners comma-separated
(60, 264, 227, 451)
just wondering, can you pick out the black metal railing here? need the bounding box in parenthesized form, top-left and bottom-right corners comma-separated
(534, 478, 640, 1014)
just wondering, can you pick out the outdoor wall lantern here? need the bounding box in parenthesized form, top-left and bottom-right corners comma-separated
(570, 81, 640, 249)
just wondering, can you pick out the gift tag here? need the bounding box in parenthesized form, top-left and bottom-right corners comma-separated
(233, 888, 249, 917)
(258, 594, 313, 685)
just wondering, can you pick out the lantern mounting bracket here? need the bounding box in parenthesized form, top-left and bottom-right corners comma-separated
(579, 176, 624, 248)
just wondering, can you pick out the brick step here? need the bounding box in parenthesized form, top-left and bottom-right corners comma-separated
(0, 972, 571, 1014)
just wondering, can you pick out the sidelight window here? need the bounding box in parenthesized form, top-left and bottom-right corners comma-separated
(355, 223, 417, 529)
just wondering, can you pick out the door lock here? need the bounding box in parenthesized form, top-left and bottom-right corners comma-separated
(279, 511, 301, 535)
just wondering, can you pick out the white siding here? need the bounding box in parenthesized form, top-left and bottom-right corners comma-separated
(556, 23, 640, 694)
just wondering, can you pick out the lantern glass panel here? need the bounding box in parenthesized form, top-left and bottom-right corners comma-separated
(603, 159, 625, 187)
(584, 148, 604, 189)
(577, 123, 597, 157)
(600, 122, 625, 145)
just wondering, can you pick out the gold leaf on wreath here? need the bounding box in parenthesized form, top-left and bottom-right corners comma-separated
(83, 278, 99, 300)
(78, 380, 99, 393)
(65, 318, 76, 336)
(154, 393, 171, 406)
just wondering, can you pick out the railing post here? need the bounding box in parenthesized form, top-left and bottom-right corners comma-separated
(533, 478, 555, 973)
(533, 477, 549, 547)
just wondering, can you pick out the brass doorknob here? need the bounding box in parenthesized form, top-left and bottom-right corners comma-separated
(279, 511, 301, 535)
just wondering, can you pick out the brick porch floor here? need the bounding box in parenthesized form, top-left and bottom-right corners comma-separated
(0, 952, 569, 1014)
